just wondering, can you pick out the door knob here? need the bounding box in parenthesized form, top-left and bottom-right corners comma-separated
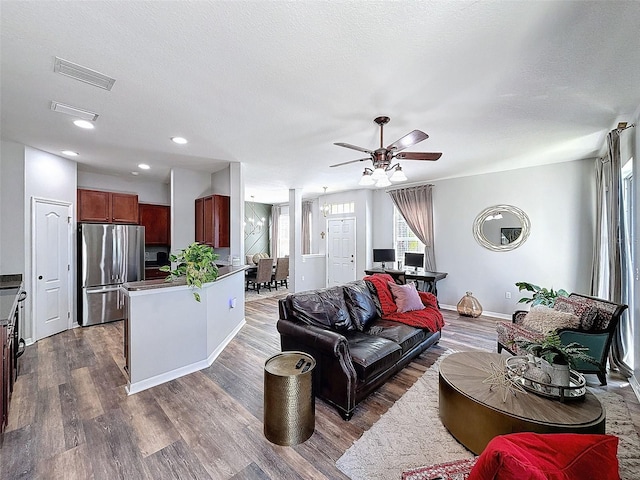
(38, 275, 43, 280)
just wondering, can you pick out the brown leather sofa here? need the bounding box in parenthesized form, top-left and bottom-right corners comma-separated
(277, 279, 443, 420)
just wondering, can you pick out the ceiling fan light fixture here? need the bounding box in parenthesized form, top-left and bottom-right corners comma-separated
(371, 167, 386, 180)
(389, 165, 407, 182)
(358, 170, 375, 186)
(375, 176, 391, 188)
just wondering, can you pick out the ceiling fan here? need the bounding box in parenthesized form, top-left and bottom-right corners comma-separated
(331, 116, 442, 187)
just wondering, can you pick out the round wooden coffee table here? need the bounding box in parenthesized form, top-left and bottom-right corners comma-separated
(439, 351, 605, 454)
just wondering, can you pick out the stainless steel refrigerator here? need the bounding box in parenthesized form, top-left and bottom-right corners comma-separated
(78, 223, 145, 326)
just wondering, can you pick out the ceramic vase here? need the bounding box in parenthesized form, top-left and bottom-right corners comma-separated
(457, 291, 483, 318)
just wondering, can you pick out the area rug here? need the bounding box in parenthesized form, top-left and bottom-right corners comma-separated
(245, 286, 289, 302)
(336, 350, 640, 480)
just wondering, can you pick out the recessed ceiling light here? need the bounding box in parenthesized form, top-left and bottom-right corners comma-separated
(61, 150, 79, 156)
(138, 163, 150, 170)
(171, 136, 188, 144)
(73, 119, 95, 129)
(131, 171, 139, 176)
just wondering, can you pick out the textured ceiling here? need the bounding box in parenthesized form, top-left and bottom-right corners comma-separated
(2, 1, 640, 203)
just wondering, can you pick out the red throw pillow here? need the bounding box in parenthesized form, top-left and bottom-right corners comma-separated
(387, 281, 424, 313)
(468, 432, 619, 480)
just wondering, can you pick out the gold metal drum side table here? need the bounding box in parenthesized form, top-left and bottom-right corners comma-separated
(263, 351, 316, 446)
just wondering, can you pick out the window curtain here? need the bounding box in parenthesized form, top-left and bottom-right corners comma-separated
(271, 205, 280, 259)
(590, 128, 633, 377)
(388, 184, 437, 270)
(301, 201, 312, 255)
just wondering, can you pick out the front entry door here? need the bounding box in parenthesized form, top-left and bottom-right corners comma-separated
(327, 218, 356, 287)
(34, 199, 72, 340)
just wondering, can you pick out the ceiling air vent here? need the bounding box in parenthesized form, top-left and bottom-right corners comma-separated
(50, 101, 99, 122)
(54, 57, 116, 91)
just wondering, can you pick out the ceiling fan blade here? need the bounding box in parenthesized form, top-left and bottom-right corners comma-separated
(386, 130, 428, 152)
(329, 157, 371, 168)
(334, 142, 373, 154)
(395, 151, 442, 161)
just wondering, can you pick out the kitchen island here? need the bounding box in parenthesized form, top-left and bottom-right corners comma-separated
(121, 266, 246, 394)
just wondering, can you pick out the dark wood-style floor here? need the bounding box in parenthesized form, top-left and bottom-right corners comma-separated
(2, 296, 639, 479)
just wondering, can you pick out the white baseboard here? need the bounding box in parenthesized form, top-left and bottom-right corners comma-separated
(126, 318, 247, 395)
(630, 374, 640, 403)
(439, 303, 511, 321)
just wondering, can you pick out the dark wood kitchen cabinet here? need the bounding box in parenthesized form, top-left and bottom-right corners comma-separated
(139, 203, 170, 245)
(195, 194, 230, 248)
(77, 189, 139, 224)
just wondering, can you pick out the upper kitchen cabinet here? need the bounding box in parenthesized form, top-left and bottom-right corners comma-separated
(139, 203, 170, 245)
(195, 194, 230, 248)
(78, 189, 139, 224)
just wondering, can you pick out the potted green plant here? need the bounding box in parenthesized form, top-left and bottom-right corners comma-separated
(515, 282, 569, 307)
(159, 242, 219, 302)
(516, 333, 597, 386)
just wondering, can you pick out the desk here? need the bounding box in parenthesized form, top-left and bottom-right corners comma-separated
(364, 268, 448, 295)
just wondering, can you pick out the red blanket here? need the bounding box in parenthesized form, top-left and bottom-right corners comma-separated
(364, 274, 445, 332)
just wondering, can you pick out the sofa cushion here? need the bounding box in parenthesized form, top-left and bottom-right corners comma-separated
(345, 331, 402, 382)
(554, 296, 598, 330)
(288, 286, 355, 332)
(343, 280, 379, 331)
(387, 281, 424, 313)
(521, 305, 580, 334)
(468, 432, 619, 480)
(364, 319, 426, 355)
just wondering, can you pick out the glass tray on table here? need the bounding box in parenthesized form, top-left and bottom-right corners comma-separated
(505, 356, 586, 402)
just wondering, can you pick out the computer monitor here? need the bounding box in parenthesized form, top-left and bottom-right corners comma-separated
(404, 252, 424, 271)
(373, 248, 395, 268)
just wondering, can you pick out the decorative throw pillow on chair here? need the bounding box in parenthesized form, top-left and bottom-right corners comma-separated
(553, 296, 598, 330)
(387, 281, 424, 313)
(521, 305, 580, 334)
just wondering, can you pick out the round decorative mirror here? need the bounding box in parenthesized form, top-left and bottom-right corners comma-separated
(472, 205, 530, 252)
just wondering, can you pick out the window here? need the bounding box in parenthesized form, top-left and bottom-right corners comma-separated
(278, 212, 289, 257)
(329, 202, 355, 215)
(622, 158, 634, 367)
(393, 207, 425, 263)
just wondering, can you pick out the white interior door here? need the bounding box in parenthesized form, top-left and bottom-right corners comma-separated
(327, 218, 356, 287)
(34, 199, 71, 340)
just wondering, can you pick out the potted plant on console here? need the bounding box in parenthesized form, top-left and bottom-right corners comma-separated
(160, 242, 219, 302)
(517, 332, 597, 387)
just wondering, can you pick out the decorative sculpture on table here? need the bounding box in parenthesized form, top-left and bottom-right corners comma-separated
(482, 360, 527, 403)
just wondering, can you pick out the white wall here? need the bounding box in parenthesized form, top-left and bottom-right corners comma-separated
(0, 141, 26, 274)
(434, 159, 594, 316)
(24, 147, 77, 341)
(78, 171, 170, 205)
(367, 159, 594, 317)
(298, 254, 326, 291)
(170, 167, 211, 252)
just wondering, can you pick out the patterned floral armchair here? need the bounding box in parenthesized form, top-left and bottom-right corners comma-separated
(496, 293, 627, 385)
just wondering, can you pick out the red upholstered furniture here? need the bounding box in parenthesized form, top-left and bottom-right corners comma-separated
(468, 432, 619, 480)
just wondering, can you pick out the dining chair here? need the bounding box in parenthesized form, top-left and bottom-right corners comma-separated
(272, 257, 289, 290)
(246, 257, 273, 293)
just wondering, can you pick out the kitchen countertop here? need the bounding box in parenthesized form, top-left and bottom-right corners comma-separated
(0, 274, 23, 290)
(0, 274, 23, 326)
(123, 265, 247, 291)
